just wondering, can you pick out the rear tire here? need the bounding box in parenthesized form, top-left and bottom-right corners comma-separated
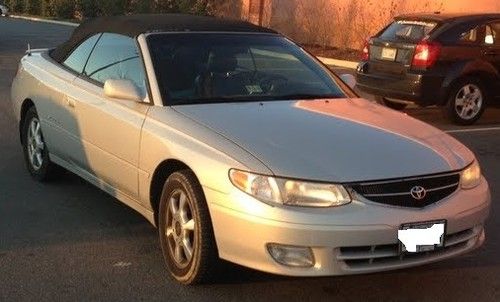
(376, 96, 408, 110)
(21, 107, 61, 181)
(444, 77, 487, 125)
(158, 170, 219, 285)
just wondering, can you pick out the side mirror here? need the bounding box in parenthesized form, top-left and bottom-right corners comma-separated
(339, 74, 356, 89)
(104, 79, 142, 102)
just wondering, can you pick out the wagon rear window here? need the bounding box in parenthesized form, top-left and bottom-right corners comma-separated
(379, 20, 438, 42)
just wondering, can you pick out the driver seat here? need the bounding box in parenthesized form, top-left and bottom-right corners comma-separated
(195, 49, 247, 98)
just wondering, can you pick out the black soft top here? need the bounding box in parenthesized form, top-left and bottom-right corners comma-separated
(51, 14, 277, 62)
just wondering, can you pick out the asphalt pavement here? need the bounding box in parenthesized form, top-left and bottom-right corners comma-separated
(1, 16, 500, 302)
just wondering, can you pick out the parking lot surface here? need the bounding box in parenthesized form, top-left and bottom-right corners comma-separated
(1, 17, 499, 301)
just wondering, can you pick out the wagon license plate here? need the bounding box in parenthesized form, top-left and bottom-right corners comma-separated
(381, 47, 397, 61)
(398, 221, 446, 253)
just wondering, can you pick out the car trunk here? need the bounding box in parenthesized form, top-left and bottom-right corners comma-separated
(367, 20, 440, 77)
(369, 39, 417, 77)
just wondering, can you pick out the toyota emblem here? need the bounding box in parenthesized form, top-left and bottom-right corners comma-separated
(410, 186, 427, 200)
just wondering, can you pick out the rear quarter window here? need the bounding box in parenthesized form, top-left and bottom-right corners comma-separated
(84, 33, 146, 93)
(63, 34, 101, 73)
(379, 20, 438, 42)
(459, 27, 478, 43)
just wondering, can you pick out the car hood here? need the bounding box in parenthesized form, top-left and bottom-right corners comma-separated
(173, 98, 474, 182)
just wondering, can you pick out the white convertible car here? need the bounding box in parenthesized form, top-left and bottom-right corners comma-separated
(11, 14, 490, 285)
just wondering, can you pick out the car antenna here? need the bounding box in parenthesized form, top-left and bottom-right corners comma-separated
(27, 43, 31, 56)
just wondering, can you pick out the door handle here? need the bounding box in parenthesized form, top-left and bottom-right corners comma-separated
(66, 97, 76, 108)
(483, 50, 498, 56)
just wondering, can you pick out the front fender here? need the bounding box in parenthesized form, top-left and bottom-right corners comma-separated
(137, 106, 273, 209)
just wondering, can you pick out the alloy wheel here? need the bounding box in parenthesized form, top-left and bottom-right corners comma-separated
(27, 118, 45, 171)
(165, 189, 196, 268)
(454, 84, 483, 120)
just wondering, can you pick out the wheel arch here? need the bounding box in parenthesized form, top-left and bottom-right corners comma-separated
(441, 67, 497, 106)
(19, 98, 35, 144)
(149, 158, 198, 227)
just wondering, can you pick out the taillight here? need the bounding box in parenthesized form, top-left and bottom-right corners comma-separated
(361, 39, 370, 61)
(411, 40, 441, 68)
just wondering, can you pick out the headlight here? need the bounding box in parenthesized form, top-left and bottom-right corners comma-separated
(461, 161, 481, 189)
(229, 169, 351, 207)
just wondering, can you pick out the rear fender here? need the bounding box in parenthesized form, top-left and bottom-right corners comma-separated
(440, 60, 498, 105)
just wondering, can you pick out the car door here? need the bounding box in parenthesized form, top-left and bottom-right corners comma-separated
(68, 33, 150, 199)
(46, 34, 101, 164)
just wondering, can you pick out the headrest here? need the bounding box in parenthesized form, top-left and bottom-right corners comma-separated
(207, 48, 239, 73)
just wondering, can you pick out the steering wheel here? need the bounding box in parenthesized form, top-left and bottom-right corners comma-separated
(258, 75, 288, 93)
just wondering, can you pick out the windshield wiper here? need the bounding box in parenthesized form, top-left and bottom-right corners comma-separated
(268, 93, 345, 100)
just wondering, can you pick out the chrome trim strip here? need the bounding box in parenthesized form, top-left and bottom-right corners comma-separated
(354, 172, 460, 186)
(363, 183, 460, 197)
(363, 191, 412, 197)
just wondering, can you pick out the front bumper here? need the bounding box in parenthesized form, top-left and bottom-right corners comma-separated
(204, 178, 490, 276)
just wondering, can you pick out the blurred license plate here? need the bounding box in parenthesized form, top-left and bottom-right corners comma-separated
(398, 221, 446, 253)
(381, 47, 397, 61)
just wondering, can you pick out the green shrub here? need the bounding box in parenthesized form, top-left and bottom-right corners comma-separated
(155, 0, 179, 13)
(3, 0, 220, 18)
(77, 0, 99, 18)
(5, 0, 25, 13)
(41, 0, 55, 17)
(98, 0, 127, 16)
(178, 0, 210, 15)
(24, 0, 42, 15)
(54, 0, 74, 19)
(129, 0, 154, 14)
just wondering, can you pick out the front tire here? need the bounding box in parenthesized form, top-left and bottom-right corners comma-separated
(444, 77, 487, 125)
(22, 107, 60, 181)
(158, 170, 219, 285)
(375, 96, 408, 110)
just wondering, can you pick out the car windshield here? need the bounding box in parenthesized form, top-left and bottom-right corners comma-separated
(147, 33, 346, 105)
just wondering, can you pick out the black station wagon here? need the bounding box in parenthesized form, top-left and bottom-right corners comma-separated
(356, 13, 500, 125)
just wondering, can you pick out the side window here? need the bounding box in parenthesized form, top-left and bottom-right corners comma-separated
(459, 27, 478, 43)
(235, 50, 255, 71)
(485, 25, 495, 45)
(84, 33, 146, 95)
(63, 34, 101, 73)
(485, 23, 500, 45)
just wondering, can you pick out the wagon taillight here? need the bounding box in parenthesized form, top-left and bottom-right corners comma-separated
(411, 40, 441, 69)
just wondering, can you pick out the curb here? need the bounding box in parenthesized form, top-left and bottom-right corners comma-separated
(318, 56, 359, 69)
(10, 14, 78, 27)
(8, 14, 360, 70)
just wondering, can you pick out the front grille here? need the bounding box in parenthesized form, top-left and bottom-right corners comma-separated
(349, 173, 460, 208)
(338, 226, 482, 271)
